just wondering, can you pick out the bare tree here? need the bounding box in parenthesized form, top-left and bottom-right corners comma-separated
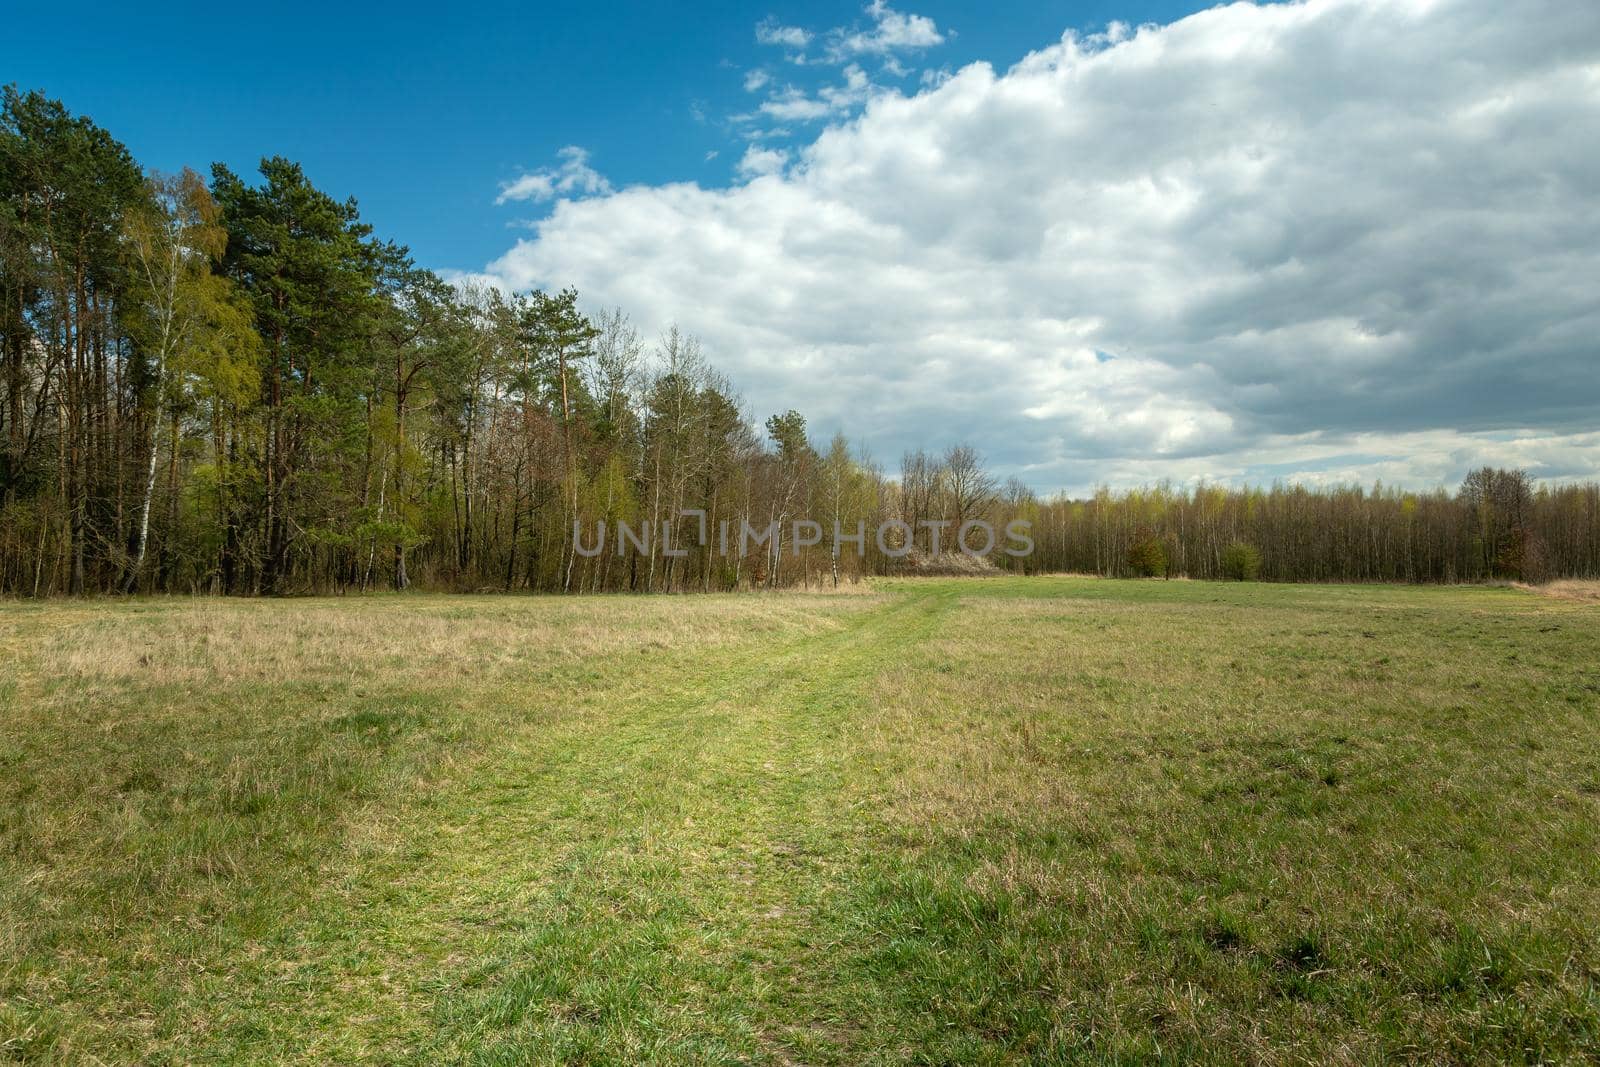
(943, 444, 997, 529)
(899, 449, 941, 554)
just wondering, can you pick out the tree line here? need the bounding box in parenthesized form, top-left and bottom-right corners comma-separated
(2, 87, 1597, 596)
(1017, 468, 1600, 584)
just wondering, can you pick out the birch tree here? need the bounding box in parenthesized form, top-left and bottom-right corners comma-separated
(120, 170, 254, 591)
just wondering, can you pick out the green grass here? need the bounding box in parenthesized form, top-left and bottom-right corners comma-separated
(2, 578, 1598, 1063)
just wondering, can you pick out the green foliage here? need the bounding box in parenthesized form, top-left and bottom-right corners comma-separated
(1126, 534, 1168, 577)
(1221, 541, 1263, 581)
(765, 409, 810, 460)
(1, 87, 150, 590)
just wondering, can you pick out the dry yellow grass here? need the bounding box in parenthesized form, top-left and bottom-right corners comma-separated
(1528, 579, 1600, 603)
(5, 592, 878, 694)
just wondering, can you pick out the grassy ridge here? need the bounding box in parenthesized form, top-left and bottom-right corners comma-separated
(2, 580, 1598, 1062)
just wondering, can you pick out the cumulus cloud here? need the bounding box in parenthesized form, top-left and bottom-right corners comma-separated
(737, 145, 790, 179)
(495, 146, 612, 204)
(485, 0, 1600, 493)
(825, 0, 946, 61)
(755, 65, 874, 122)
(759, 1, 947, 66)
(742, 3, 947, 136)
(755, 18, 812, 51)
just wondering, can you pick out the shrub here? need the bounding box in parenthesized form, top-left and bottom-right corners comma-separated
(906, 550, 1001, 577)
(1126, 536, 1168, 578)
(1220, 542, 1262, 581)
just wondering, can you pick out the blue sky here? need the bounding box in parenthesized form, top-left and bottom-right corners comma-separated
(5, 0, 1211, 273)
(7, 0, 1599, 493)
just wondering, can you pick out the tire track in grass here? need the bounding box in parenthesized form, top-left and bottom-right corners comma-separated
(413, 585, 956, 1064)
(224, 586, 955, 1063)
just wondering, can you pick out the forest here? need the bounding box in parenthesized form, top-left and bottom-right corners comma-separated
(3, 85, 1598, 597)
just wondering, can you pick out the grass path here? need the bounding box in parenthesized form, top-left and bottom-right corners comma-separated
(222, 587, 958, 1063)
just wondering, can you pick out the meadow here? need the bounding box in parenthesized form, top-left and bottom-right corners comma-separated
(2, 577, 1598, 1063)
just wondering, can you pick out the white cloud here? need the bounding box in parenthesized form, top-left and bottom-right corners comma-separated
(496, 146, 612, 204)
(737, 145, 789, 179)
(756, 18, 812, 51)
(825, 0, 946, 61)
(484, 0, 1600, 493)
(754, 65, 874, 123)
(756, 88, 832, 123)
(740, 4, 948, 135)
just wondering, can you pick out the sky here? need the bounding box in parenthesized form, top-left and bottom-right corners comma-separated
(7, 0, 1600, 494)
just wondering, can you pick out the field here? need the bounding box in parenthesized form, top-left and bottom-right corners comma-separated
(3, 578, 1599, 1063)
